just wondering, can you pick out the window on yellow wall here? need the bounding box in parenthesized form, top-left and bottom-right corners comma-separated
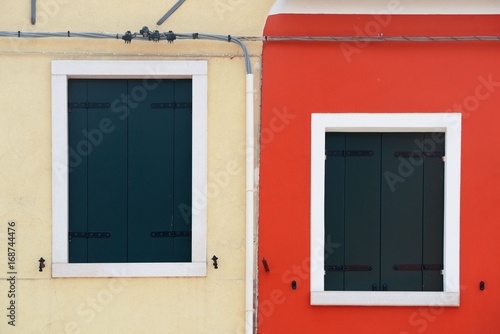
(51, 60, 208, 278)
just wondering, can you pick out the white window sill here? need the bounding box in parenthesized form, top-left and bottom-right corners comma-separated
(52, 262, 207, 278)
(311, 291, 459, 307)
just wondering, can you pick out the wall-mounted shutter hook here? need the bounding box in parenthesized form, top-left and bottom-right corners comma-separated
(38, 257, 45, 272)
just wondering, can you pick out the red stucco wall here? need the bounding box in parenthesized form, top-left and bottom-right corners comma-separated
(259, 14, 500, 333)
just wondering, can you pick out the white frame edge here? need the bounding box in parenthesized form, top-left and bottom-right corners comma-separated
(269, 0, 500, 15)
(51, 60, 208, 278)
(310, 113, 461, 306)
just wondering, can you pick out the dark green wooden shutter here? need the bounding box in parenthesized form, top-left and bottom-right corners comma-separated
(172, 80, 193, 262)
(324, 133, 346, 291)
(381, 133, 424, 291)
(128, 80, 176, 262)
(344, 133, 381, 291)
(68, 79, 192, 263)
(422, 133, 445, 291)
(68, 80, 89, 263)
(324, 132, 444, 291)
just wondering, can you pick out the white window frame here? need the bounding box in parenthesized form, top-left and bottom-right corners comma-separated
(310, 113, 461, 306)
(52, 60, 208, 278)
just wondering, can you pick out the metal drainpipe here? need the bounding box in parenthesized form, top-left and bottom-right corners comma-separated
(245, 72, 255, 334)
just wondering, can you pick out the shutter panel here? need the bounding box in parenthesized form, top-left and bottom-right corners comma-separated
(68, 80, 89, 263)
(381, 133, 424, 291)
(172, 79, 193, 262)
(324, 132, 444, 291)
(324, 133, 381, 291)
(68, 79, 193, 263)
(87, 80, 128, 263)
(344, 133, 381, 291)
(422, 133, 445, 291)
(324, 133, 346, 291)
(128, 80, 176, 262)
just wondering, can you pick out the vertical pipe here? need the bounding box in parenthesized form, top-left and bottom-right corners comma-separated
(157, 0, 186, 26)
(245, 73, 255, 334)
(31, 0, 36, 25)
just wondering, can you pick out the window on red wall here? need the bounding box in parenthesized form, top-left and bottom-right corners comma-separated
(310, 113, 461, 306)
(324, 132, 444, 292)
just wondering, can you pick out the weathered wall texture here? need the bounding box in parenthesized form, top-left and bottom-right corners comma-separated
(0, 1, 272, 333)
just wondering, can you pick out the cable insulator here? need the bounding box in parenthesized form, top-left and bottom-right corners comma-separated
(150, 30, 161, 42)
(140, 26, 150, 38)
(122, 31, 133, 44)
(166, 31, 176, 43)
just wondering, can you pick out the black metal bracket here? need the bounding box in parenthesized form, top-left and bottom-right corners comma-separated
(151, 231, 191, 237)
(122, 31, 133, 44)
(150, 30, 161, 42)
(262, 258, 270, 272)
(68, 102, 111, 109)
(38, 257, 45, 272)
(393, 264, 443, 271)
(212, 255, 218, 269)
(140, 26, 150, 37)
(69, 232, 111, 241)
(325, 265, 373, 271)
(394, 151, 445, 158)
(325, 265, 343, 271)
(166, 31, 176, 44)
(151, 102, 192, 109)
(326, 150, 373, 157)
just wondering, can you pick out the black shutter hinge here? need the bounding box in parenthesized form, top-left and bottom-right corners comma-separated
(393, 264, 443, 271)
(69, 232, 111, 241)
(325, 150, 373, 158)
(394, 151, 445, 158)
(151, 102, 192, 109)
(150, 231, 192, 237)
(325, 264, 373, 271)
(68, 102, 111, 112)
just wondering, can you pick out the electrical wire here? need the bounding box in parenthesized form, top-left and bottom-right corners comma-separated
(1, 29, 499, 74)
(258, 35, 500, 42)
(0, 29, 252, 73)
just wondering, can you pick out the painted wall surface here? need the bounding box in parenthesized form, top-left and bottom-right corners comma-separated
(259, 13, 500, 333)
(0, 1, 272, 333)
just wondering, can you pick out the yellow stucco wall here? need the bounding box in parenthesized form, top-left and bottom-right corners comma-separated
(0, 1, 272, 333)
